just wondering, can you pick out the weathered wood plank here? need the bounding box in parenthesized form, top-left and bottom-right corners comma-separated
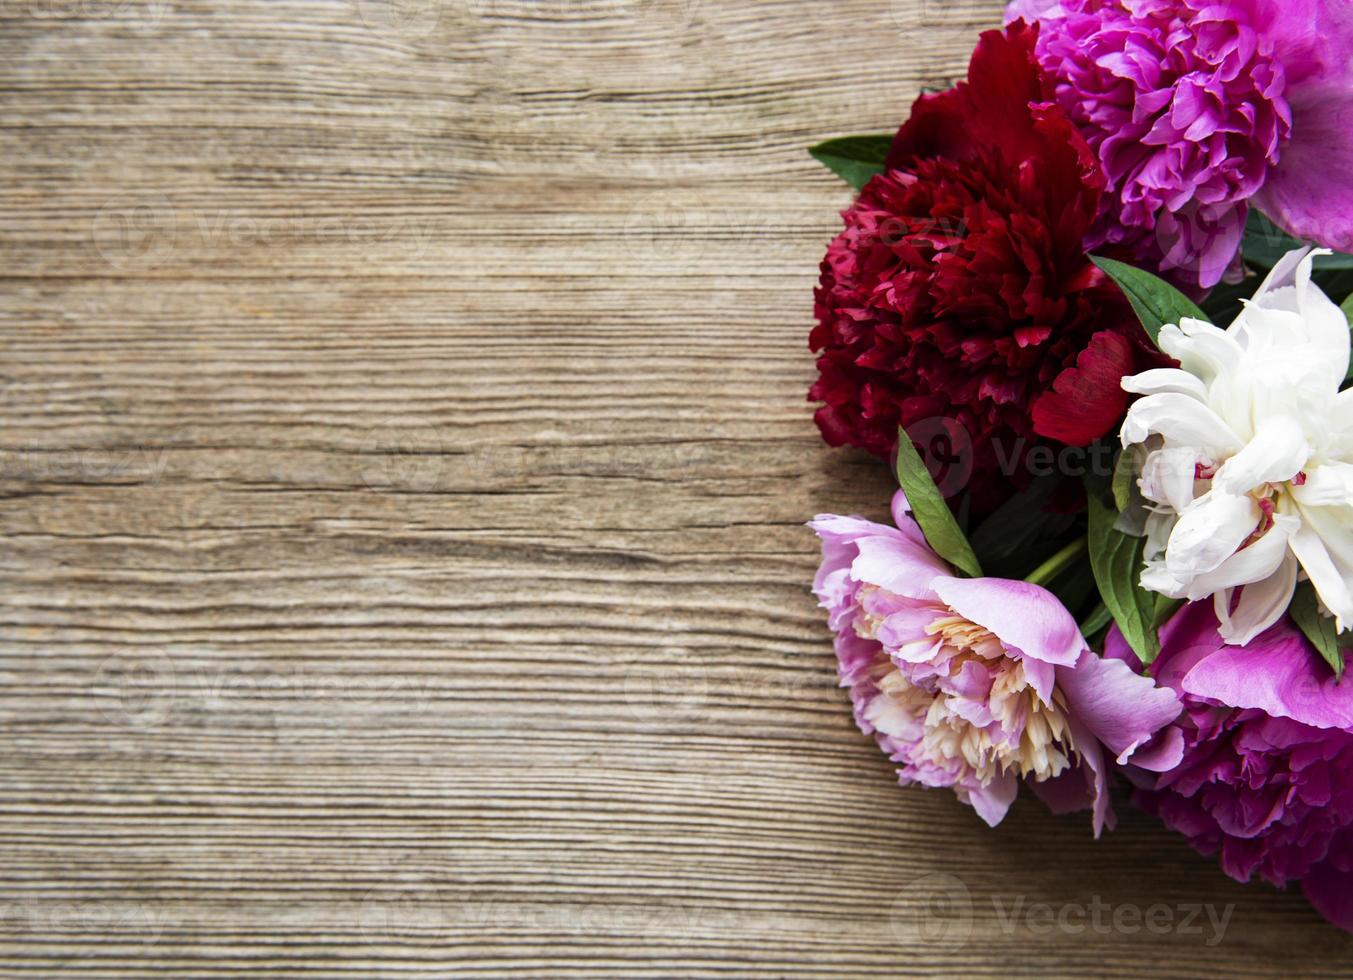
(2, 0, 1351, 975)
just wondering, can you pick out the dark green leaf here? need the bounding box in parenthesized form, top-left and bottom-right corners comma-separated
(1243, 210, 1304, 271)
(1343, 292, 1353, 386)
(1199, 274, 1258, 328)
(895, 426, 983, 578)
(808, 135, 892, 191)
(1086, 485, 1160, 665)
(1243, 210, 1353, 272)
(1080, 602, 1113, 637)
(969, 476, 1074, 572)
(1111, 449, 1135, 514)
(1289, 582, 1348, 679)
(1091, 255, 1209, 347)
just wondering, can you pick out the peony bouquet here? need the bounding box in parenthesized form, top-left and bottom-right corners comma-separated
(806, 2, 1353, 932)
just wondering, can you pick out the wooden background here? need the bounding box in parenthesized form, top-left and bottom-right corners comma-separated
(2, 0, 1351, 975)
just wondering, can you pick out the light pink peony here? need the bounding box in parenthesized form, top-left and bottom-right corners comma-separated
(811, 491, 1183, 835)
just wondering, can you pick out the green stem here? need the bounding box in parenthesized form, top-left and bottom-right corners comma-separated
(1025, 535, 1089, 588)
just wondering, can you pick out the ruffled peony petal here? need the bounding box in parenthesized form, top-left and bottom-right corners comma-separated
(962, 772, 1020, 828)
(1212, 415, 1309, 495)
(1121, 392, 1243, 455)
(1303, 861, 1353, 934)
(1288, 514, 1353, 631)
(1031, 331, 1133, 446)
(1121, 368, 1209, 401)
(1214, 552, 1299, 645)
(1164, 491, 1262, 580)
(931, 577, 1085, 666)
(1183, 513, 1298, 600)
(1254, 95, 1353, 251)
(1179, 614, 1353, 730)
(1056, 650, 1184, 766)
(1291, 463, 1353, 509)
(851, 534, 951, 602)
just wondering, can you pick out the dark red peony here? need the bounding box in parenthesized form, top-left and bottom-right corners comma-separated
(809, 22, 1165, 510)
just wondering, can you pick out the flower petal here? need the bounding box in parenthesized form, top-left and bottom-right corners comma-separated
(1183, 513, 1299, 599)
(1212, 415, 1309, 495)
(1288, 509, 1353, 630)
(1180, 617, 1353, 730)
(1290, 462, 1353, 508)
(1254, 92, 1353, 253)
(1156, 319, 1243, 383)
(961, 772, 1019, 828)
(1032, 330, 1133, 446)
(1164, 491, 1261, 579)
(1055, 650, 1183, 766)
(1121, 392, 1243, 455)
(1214, 552, 1299, 646)
(851, 534, 950, 601)
(931, 577, 1085, 666)
(1120, 368, 1208, 400)
(1304, 862, 1353, 935)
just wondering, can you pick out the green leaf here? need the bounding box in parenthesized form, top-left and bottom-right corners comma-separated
(808, 135, 892, 191)
(1086, 485, 1161, 665)
(968, 476, 1074, 572)
(1199, 274, 1258, 328)
(1289, 582, 1348, 679)
(1243, 210, 1353, 272)
(1111, 448, 1135, 514)
(895, 426, 983, 578)
(1080, 602, 1113, 637)
(1091, 255, 1209, 347)
(1343, 292, 1353, 385)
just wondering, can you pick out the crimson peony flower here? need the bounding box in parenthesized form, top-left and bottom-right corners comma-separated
(809, 23, 1165, 510)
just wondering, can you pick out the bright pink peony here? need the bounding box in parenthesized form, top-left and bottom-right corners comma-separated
(1010, 0, 1353, 286)
(812, 490, 1183, 835)
(1109, 602, 1353, 933)
(810, 23, 1163, 510)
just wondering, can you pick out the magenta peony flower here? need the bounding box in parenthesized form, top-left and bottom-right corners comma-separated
(811, 490, 1183, 835)
(1109, 602, 1353, 933)
(1008, 0, 1353, 286)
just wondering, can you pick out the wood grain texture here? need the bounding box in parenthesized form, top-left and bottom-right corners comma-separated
(1, 1, 1351, 976)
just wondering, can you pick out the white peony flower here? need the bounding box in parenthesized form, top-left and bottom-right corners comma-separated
(1119, 248, 1353, 645)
